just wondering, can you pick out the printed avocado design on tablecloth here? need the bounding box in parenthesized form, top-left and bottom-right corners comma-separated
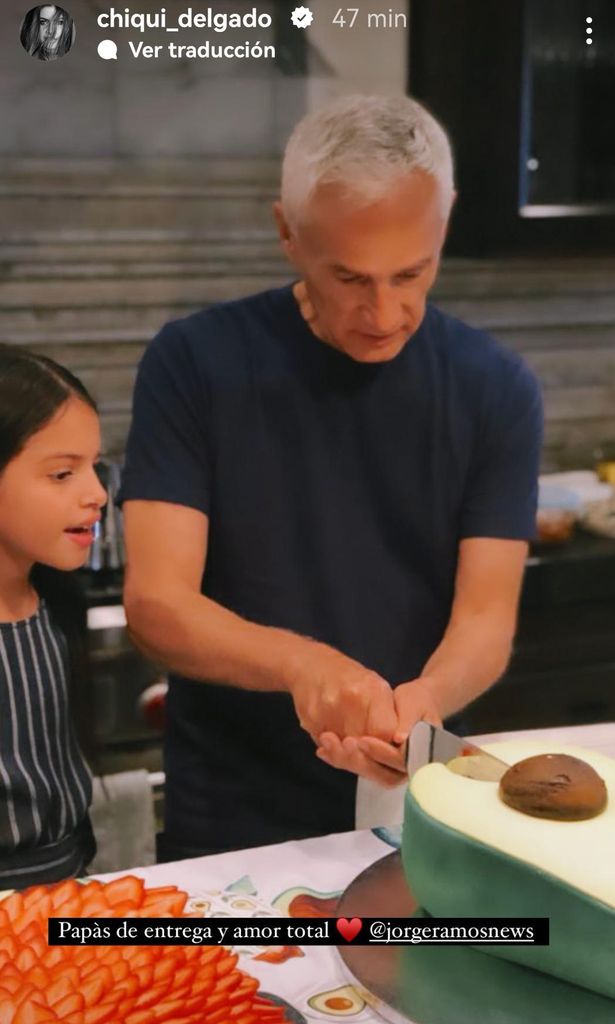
(187, 877, 304, 962)
(272, 886, 342, 917)
(307, 984, 366, 1017)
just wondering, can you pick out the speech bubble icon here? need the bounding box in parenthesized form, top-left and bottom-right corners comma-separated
(97, 39, 117, 60)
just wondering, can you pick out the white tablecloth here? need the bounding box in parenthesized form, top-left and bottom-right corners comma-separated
(91, 722, 615, 1024)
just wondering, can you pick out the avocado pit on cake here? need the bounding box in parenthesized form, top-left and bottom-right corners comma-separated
(499, 752, 607, 820)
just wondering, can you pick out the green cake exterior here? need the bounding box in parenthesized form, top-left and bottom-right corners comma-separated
(402, 788, 615, 1000)
(398, 922, 615, 1024)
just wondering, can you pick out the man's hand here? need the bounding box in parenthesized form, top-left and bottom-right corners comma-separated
(316, 536, 527, 785)
(316, 733, 406, 787)
(393, 677, 443, 741)
(315, 679, 442, 787)
(285, 642, 398, 744)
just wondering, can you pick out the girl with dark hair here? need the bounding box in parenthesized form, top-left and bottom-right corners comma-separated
(0, 343, 106, 888)
(20, 5, 75, 61)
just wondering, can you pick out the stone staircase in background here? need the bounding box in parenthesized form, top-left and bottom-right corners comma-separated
(1, 159, 614, 466)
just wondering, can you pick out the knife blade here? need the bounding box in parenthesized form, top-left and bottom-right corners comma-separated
(405, 720, 509, 782)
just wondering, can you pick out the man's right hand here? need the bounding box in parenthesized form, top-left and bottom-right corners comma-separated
(123, 502, 397, 743)
(284, 641, 397, 743)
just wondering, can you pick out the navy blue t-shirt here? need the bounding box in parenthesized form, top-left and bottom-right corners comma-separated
(120, 285, 542, 853)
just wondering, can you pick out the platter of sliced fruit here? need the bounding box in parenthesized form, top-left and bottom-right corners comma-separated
(0, 874, 290, 1024)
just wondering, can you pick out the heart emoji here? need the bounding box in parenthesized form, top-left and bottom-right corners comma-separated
(336, 917, 362, 942)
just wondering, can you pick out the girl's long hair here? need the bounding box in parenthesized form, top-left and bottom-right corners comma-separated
(20, 5, 75, 60)
(0, 343, 99, 767)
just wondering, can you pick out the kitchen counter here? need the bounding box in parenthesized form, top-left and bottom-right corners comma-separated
(472, 719, 615, 755)
(90, 721, 615, 1024)
(525, 530, 615, 605)
(465, 533, 615, 733)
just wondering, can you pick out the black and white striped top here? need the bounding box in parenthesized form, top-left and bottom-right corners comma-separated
(0, 601, 94, 889)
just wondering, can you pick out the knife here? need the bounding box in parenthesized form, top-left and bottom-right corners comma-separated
(355, 721, 509, 829)
(405, 720, 509, 782)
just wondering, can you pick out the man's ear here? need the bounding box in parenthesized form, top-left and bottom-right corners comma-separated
(440, 190, 458, 246)
(272, 201, 297, 264)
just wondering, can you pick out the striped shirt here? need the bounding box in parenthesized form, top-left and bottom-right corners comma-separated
(0, 601, 94, 888)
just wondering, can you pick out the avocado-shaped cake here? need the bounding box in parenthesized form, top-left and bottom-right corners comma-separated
(402, 740, 615, 999)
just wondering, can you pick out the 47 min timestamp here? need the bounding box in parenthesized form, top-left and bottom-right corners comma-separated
(333, 7, 408, 29)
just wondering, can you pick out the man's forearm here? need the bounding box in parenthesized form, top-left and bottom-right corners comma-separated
(417, 612, 515, 719)
(125, 585, 310, 693)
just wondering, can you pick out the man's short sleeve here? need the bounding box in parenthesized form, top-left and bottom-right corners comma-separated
(118, 320, 212, 514)
(460, 357, 543, 541)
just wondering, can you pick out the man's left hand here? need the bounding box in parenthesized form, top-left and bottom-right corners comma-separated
(316, 678, 442, 786)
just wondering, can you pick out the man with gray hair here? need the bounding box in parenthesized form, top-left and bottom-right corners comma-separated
(121, 95, 542, 858)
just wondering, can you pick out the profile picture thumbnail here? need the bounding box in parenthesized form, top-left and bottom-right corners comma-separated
(20, 5, 75, 61)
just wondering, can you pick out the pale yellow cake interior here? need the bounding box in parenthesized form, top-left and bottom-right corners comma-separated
(409, 741, 615, 908)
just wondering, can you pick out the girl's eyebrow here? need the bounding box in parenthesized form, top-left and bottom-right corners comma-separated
(42, 453, 102, 461)
(42, 453, 101, 462)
